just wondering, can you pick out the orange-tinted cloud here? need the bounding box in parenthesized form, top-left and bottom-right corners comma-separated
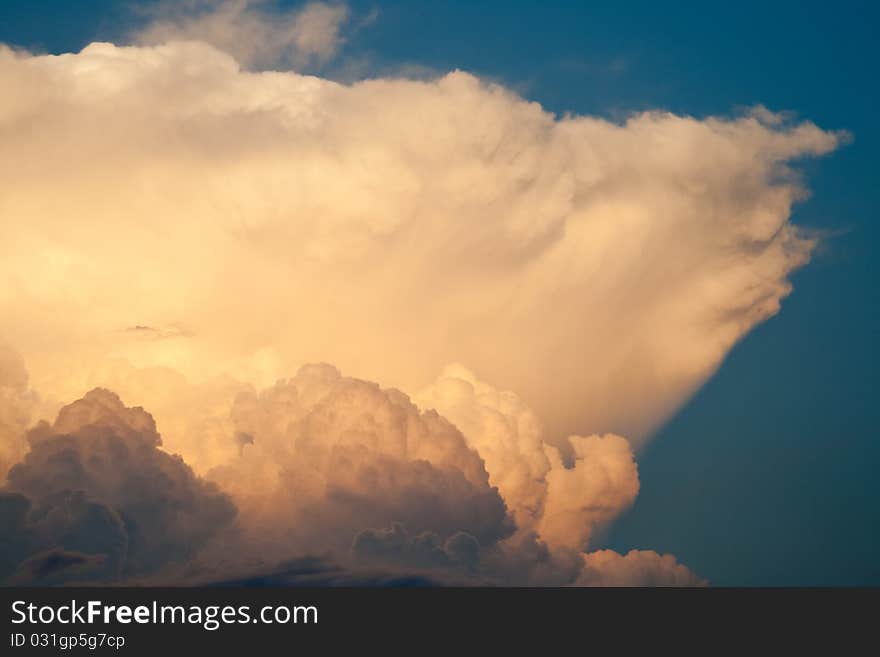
(577, 550, 707, 587)
(3, 389, 235, 582)
(0, 40, 843, 448)
(0, 25, 843, 585)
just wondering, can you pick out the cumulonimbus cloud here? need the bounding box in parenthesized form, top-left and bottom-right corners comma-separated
(0, 23, 844, 585)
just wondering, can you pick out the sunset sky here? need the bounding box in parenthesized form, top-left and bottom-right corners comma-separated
(0, 1, 877, 586)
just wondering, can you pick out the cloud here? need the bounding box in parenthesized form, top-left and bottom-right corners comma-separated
(8, 550, 111, 586)
(352, 521, 481, 573)
(0, 25, 844, 585)
(538, 435, 638, 550)
(416, 365, 639, 552)
(0, 40, 843, 452)
(1, 389, 236, 582)
(4, 490, 128, 582)
(33, 358, 254, 475)
(202, 555, 440, 587)
(415, 364, 550, 532)
(0, 344, 39, 482)
(577, 550, 708, 587)
(208, 364, 513, 557)
(135, 1, 350, 70)
(0, 366, 698, 586)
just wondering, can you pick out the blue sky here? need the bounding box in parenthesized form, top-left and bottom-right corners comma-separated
(1, 0, 877, 585)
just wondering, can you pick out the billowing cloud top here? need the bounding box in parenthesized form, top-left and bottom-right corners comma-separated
(0, 38, 842, 445)
(209, 363, 513, 555)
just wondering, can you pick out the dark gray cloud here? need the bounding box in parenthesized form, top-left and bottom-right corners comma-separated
(8, 549, 110, 585)
(1, 389, 236, 583)
(203, 555, 440, 588)
(352, 522, 480, 572)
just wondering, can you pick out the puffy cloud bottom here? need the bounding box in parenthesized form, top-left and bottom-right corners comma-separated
(0, 362, 703, 586)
